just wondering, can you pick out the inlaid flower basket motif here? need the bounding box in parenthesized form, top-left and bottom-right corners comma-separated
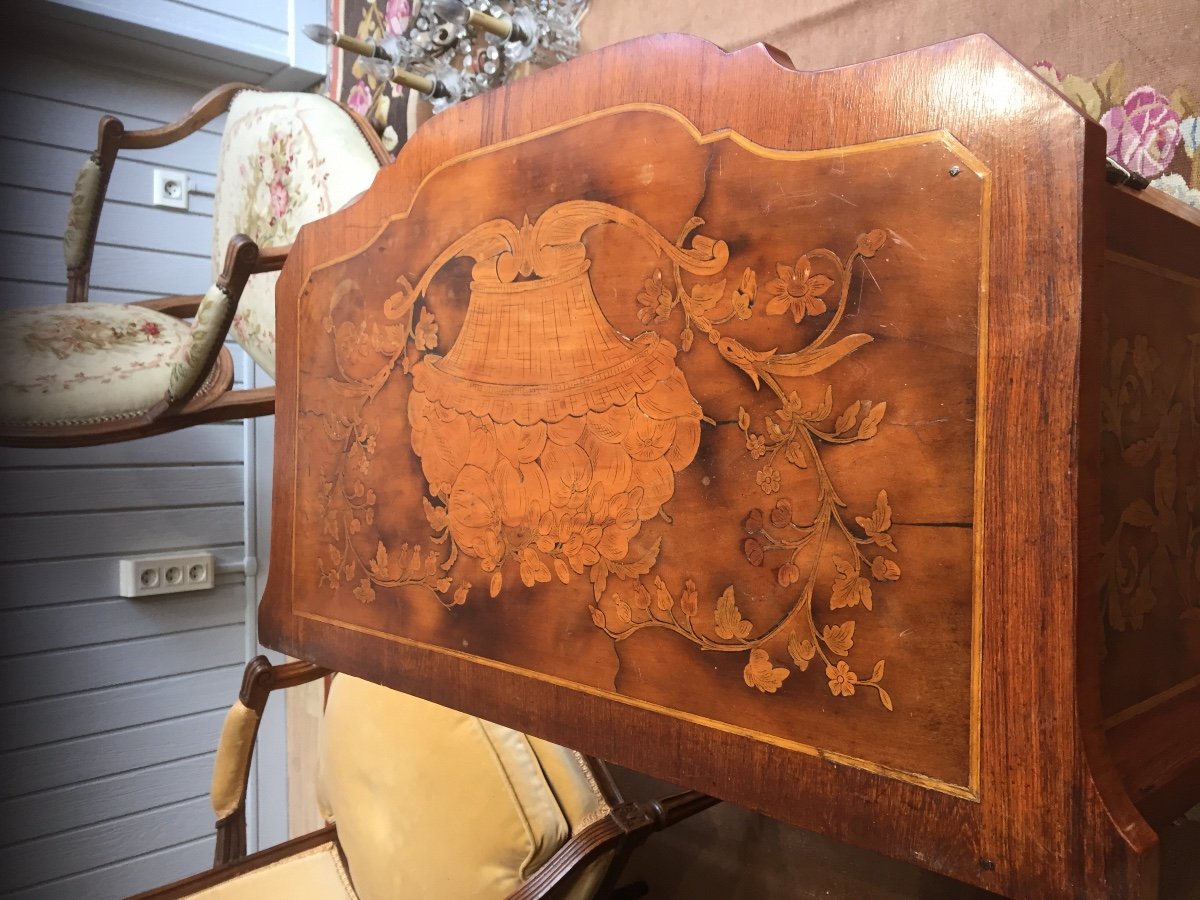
(291, 107, 985, 789)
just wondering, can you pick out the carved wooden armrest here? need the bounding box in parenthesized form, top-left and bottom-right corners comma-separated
(65, 83, 261, 304)
(211, 656, 330, 866)
(130, 294, 206, 317)
(508, 791, 719, 900)
(150, 234, 276, 414)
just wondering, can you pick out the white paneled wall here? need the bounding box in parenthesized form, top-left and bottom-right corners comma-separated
(0, 5, 298, 894)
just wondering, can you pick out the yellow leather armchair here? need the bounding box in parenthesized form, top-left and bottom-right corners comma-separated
(134, 657, 717, 900)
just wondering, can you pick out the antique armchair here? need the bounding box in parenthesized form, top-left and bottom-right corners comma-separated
(0, 82, 390, 447)
(134, 656, 717, 899)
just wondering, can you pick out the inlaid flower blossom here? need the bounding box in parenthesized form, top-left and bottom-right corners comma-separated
(827, 660, 858, 697)
(762, 255, 834, 323)
(756, 465, 781, 494)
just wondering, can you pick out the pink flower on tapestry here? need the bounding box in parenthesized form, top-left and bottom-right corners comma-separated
(270, 178, 289, 219)
(385, 0, 412, 35)
(347, 80, 371, 116)
(1100, 87, 1182, 178)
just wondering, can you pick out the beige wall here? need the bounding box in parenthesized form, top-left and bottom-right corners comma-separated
(581, 0, 1198, 94)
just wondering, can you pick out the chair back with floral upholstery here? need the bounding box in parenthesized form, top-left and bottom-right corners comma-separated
(212, 91, 388, 377)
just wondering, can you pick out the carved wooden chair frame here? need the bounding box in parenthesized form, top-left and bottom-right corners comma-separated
(132, 656, 717, 900)
(1, 82, 390, 447)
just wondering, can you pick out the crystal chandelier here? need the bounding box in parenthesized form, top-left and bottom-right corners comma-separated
(306, 0, 590, 114)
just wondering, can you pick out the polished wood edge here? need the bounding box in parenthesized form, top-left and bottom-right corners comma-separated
(240, 655, 330, 712)
(1107, 684, 1200, 826)
(130, 294, 205, 317)
(1075, 119, 1161, 876)
(118, 83, 259, 151)
(1104, 184, 1200, 280)
(130, 825, 339, 899)
(254, 242, 293, 273)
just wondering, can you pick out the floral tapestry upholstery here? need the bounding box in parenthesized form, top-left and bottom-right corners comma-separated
(0, 303, 205, 426)
(329, 0, 414, 154)
(212, 91, 384, 377)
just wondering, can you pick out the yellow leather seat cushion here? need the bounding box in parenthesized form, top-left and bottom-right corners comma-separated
(317, 676, 573, 900)
(185, 842, 355, 900)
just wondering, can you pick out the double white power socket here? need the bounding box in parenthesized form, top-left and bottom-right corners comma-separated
(119, 552, 214, 598)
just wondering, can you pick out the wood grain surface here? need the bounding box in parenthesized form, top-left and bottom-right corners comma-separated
(260, 33, 1200, 898)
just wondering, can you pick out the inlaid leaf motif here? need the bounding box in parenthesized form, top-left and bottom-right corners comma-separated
(835, 401, 861, 436)
(762, 333, 873, 379)
(689, 279, 726, 315)
(368, 541, 390, 579)
(614, 596, 633, 623)
(743, 649, 790, 693)
(870, 557, 901, 581)
(822, 620, 856, 656)
(787, 632, 816, 671)
(653, 576, 674, 611)
(831, 559, 873, 610)
(856, 401, 887, 440)
(1121, 499, 1156, 528)
(856, 490, 896, 552)
(1122, 438, 1158, 466)
(714, 586, 753, 640)
(680, 579, 699, 617)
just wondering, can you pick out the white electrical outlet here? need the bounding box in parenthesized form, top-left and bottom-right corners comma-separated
(119, 552, 214, 598)
(152, 168, 189, 210)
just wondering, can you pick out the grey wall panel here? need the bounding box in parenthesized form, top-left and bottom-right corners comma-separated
(0, 464, 244, 514)
(0, 665, 243, 752)
(9, 835, 213, 900)
(0, 753, 216, 845)
(0, 710, 228, 796)
(0, 795, 215, 891)
(0, 625, 245, 703)
(0, 587, 246, 656)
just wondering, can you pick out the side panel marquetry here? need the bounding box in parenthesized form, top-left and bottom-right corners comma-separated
(289, 106, 988, 792)
(1100, 252, 1200, 722)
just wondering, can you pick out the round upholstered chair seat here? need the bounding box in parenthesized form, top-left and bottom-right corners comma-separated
(0, 303, 228, 432)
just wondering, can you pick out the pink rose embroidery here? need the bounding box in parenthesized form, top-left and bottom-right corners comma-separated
(1100, 87, 1182, 178)
(347, 80, 371, 116)
(270, 178, 289, 219)
(385, 0, 412, 35)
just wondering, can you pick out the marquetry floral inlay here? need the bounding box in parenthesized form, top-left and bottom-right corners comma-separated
(1099, 322, 1200, 635)
(588, 225, 897, 709)
(312, 202, 900, 709)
